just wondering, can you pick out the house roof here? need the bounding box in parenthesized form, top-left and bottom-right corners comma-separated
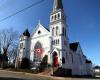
(23, 29, 30, 37)
(70, 42, 79, 51)
(94, 66, 100, 69)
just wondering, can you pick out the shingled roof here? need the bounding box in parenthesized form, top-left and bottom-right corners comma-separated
(70, 42, 79, 51)
(23, 29, 30, 37)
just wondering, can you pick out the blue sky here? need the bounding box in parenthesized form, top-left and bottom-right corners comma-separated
(0, 0, 100, 66)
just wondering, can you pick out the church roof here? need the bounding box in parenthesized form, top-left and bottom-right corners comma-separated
(86, 59, 92, 63)
(23, 29, 30, 37)
(53, 0, 63, 12)
(70, 42, 79, 51)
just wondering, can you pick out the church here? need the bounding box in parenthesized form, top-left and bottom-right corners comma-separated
(15, 0, 93, 76)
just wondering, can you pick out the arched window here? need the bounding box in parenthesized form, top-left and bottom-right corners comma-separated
(34, 42, 42, 49)
(52, 16, 53, 20)
(52, 27, 54, 36)
(58, 39, 59, 44)
(54, 40, 55, 45)
(34, 41, 43, 62)
(56, 26, 58, 35)
(58, 13, 60, 19)
(55, 15, 56, 20)
(62, 57, 65, 64)
(20, 43, 23, 48)
(56, 40, 57, 45)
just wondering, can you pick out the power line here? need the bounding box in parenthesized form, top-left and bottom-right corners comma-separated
(0, 0, 45, 22)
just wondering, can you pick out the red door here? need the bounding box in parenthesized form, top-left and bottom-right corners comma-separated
(53, 52, 58, 67)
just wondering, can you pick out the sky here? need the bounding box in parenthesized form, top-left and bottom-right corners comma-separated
(0, 0, 100, 66)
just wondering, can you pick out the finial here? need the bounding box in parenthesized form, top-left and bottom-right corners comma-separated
(38, 19, 41, 26)
(39, 19, 40, 24)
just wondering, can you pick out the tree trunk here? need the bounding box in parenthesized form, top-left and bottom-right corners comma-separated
(2, 49, 8, 68)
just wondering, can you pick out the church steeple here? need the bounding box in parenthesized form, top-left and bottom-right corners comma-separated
(53, 0, 63, 12)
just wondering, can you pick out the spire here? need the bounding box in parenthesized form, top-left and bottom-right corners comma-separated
(23, 28, 30, 37)
(53, 0, 63, 12)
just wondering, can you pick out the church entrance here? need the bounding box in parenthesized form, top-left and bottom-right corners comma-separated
(53, 51, 58, 67)
(34, 41, 43, 66)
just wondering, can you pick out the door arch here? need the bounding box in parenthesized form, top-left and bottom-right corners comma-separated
(53, 51, 58, 67)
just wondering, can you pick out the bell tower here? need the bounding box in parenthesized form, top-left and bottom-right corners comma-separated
(50, 0, 70, 68)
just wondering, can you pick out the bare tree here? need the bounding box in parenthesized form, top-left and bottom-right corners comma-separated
(0, 28, 18, 68)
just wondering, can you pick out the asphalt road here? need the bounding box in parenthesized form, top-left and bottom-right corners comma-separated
(0, 77, 26, 80)
(0, 70, 100, 80)
(0, 70, 52, 80)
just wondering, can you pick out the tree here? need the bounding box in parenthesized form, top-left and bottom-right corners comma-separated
(0, 54, 3, 67)
(0, 28, 18, 68)
(8, 46, 18, 64)
(21, 57, 30, 69)
(39, 55, 48, 72)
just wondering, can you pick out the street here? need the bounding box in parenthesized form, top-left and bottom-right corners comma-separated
(0, 70, 100, 80)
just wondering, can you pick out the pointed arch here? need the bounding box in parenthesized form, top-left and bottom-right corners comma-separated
(52, 51, 58, 67)
(34, 41, 43, 62)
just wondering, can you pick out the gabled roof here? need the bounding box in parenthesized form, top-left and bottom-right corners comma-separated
(34, 21, 49, 32)
(70, 42, 79, 51)
(31, 22, 49, 38)
(23, 29, 30, 37)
